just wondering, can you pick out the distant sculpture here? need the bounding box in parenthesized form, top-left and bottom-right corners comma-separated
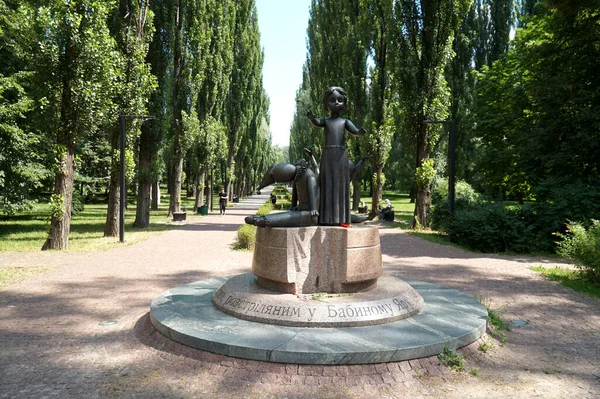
(307, 86, 367, 225)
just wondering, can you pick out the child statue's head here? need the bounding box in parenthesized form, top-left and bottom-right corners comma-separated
(323, 86, 347, 113)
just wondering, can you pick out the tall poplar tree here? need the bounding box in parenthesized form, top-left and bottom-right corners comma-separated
(32, 1, 120, 250)
(192, 0, 235, 209)
(394, 0, 471, 228)
(362, 0, 394, 214)
(168, 0, 211, 216)
(134, 0, 174, 227)
(305, 0, 370, 210)
(104, 0, 156, 236)
(223, 0, 262, 200)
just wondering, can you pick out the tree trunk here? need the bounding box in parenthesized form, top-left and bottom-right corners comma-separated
(169, 156, 183, 216)
(104, 126, 120, 237)
(194, 168, 205, 210)
(209, 169, 214, 211)
(370, 166, 383, 217)
(412, 123, 431, 228)
(413, 184, 431, 228)
(134, 132, 153, 228)
(352, 179, 361, 211)
(42, 144, 75, 250)
(151, 181, 159, 210)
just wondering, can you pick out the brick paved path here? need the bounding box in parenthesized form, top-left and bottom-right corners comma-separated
(0, 189, 598, 399)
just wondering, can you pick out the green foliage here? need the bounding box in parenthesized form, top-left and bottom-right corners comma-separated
(0, 72, 45, 213)
(256, 203, 271, 216)
(235, 223, 256, 251)
(555, 221, 600, 284)
(530, 266, 600, 299)
(477, 297, 510, 345)
(445, 202, 538, 253)
(431, 177, 480, 205)
(437, 179, 600, 254)
(478, 337, 494, 353)
(49, 193, 65, 220)
(415, 159, 436, 187)
(430, 177, 481, 232)
(473, 2, 600, 198)
(438, 348, 465, 371)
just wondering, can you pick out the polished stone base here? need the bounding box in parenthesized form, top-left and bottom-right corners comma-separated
(252, 225, 382, 294)
(212, 273, 423, 327)
(150, 275, 488, 365)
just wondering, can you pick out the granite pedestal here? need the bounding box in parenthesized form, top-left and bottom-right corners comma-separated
(252, 226, 383, 294)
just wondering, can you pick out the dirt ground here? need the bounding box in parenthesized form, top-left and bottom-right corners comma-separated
(0, 190, 598, 399)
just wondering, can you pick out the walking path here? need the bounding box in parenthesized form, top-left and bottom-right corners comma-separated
(0, 189, 598, 399)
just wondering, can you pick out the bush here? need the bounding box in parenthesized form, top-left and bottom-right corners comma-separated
(235, 224, 256, 250)
(556, 220, 600, 284)
(446, 202, 538, 253)
(431, 178, 481, 232)
(431, 177, 480, 205)
(439, 181, 600, 254)
(528, 181, 600, 253)
(256, 203, 271, 216)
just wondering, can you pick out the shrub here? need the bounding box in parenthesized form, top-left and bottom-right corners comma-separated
(235, 224, 256, 250)
(439, 181, 600, 254)
(256, 203, 271, 216)
(431, 177, 480, 205)
(431, 177, 481, 232)
(528, 181, 600, 253)
(556, 220, 600, 284)
(446, 202, 538, 253)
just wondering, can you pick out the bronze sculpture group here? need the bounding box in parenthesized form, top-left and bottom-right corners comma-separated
(245, 86, 367, 228)
(246, 86, 366, 227)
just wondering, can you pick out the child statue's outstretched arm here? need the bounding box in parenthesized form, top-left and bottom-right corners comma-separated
(306, 110, 326, 127)
(345, 119, 367, 136)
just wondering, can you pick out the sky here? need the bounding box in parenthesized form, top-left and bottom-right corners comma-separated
(255, 0, 311, 148)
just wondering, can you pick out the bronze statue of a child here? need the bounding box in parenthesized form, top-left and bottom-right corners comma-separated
(307, 86, 366, 225)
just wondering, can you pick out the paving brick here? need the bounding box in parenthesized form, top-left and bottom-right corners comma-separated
(317, 376, 333, 385)
(391, 370, 407, 383)
(374, 363, 388, 374)
(289, 374, 306, 385)
(380, 372, 395, 384)
(285, 364, 299, 375)
(348, 365, 364, 376)
(399, 361, 412, 372)
(403, 379, 420, 388)
(408, 360, 421, 370)
(361, 364, 377, 375)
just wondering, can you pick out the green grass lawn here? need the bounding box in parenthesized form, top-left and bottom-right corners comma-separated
(359, 190, 456, 246)
(358, 191, 414, 226)
(530, 266, 600, 299)
(0, 193, 219, 252)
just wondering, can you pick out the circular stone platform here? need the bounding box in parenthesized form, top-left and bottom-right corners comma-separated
(212, 274, 423, 327)
(150, 274, 488, 365)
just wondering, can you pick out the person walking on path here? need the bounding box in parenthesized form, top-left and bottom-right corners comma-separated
(219, 187, 227, 215)
(270, 192, 277, 209)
